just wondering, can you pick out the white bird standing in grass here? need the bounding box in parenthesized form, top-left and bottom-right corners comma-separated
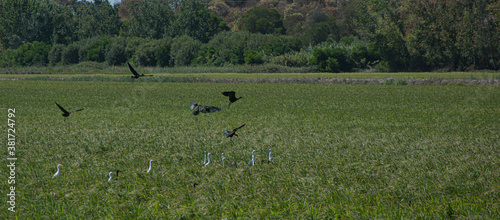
(147, 160, 153, 173)
(269, 149, 273, 163)
(204, 151, 207, 165)
(205, 153, 212, 167)
(222, 153, 226, 167)
(108, 172, 114, 182)
(247, 150, 256, 166)
(52, 164, 63, 178)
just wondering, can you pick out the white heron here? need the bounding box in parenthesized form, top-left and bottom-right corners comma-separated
(204, 151, 207, 165)
(108, 172, 114, 182)
(205, 153, 212, 166)
(52, 164, 63, 178)
(147, 160, 153, 173)
(247, 150, 256, 166)
(269, 149, 273, 163)
(222, 153, 226, 167)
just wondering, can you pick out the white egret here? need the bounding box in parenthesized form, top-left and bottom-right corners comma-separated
(147, 160, 153, 173)
(52, 164, 63, 178)
(269, 149, 273, 163)
(108, 172, 114, 182)
(247, 150, 256, 166)
(204, 151, 207, 165)
(222, 153, 226, 167)
(205, 153, 212, 166)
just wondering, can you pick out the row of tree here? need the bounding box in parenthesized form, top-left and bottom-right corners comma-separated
(0, 0, 498, 72)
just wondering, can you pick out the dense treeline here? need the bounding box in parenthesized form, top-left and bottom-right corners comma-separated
(0, 0, 498, 72)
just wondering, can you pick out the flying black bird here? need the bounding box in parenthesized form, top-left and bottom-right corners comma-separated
(222, 91, 242, 109)
(223, 124, 246, 139)
(55, 102, 84, 120)
(128, 62, 152, 82)
(190, 102, 222, 115)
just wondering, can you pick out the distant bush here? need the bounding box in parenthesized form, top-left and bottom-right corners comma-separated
(375, 60, 390, 72)
(135, 39, 160, 66)
(125, 37, 145, 60)
(48, 44, 65, 66)
(83, 37, 111, 62)
(0, 49, 15, 67)
(61, 44, 80, 65)
(240, 7, 285, 35)
(303, 24, 327, 47)
(195, 31, 302, 66)
(256, 35, 303, 56)
(268, 51, 311, 67)
(311, 37, 380, 72)
(396, 78, 407, 85)
(155, 38, 172, 67)
(123, 37, 172, 67)
(311, 47, 351, 72)
(244, 50, 263, 65)
(196, 31, 251, 66)
(170, 35, 202, 66)
(106, 38, 127, 66)
(7, 41, 51, 66)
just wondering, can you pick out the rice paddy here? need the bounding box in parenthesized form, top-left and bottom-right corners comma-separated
(1, 77, 499, 218)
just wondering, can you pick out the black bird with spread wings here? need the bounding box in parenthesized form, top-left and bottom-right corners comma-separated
(222, 91, 242, 108)
(128, 62, 152, 82)
(190, 102, 222, 115)
(223, 124, 245, 139)
(55, 102, 84, 120)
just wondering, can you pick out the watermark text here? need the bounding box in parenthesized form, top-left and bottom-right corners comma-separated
(7, 108, 16, 212)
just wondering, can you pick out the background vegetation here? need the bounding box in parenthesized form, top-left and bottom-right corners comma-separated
(0, 0, 499, 72)
(1, 80, 499, 218)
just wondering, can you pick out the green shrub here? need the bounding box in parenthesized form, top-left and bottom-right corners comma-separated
(106, 38, 127, 66)
(61, 44, 80, 65)
(384, 79, 394, 85)
(311, 47, 351, 72)
(244, 50, 263, 65)
(0, 49, 15, 67)
(134, 39, 160, 66)
(310, 37, 380, 72)
(268, 50, 312, 67)
(195, 31, 302, 66)
(170, 35, 202, 66)
(302, 22, 329, 46)
(125, 37, 146, 60)
(196, 31, 251, 66)
(376, 60, 391, 72)
(396, 78, 407, 85)
(240, 7, 285, 35)
(84, 37, 111, 62)
(48, 44, 65, 66)
(8, 41, 51, 66)
(155, 38, 172, 67)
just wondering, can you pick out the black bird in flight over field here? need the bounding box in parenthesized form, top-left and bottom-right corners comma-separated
(222, 91, 242, 109)
(223, 124, 246, 139)
(55, 102, 84, 120)
(128, 62, 152, 82)
(190, 102, 222, 115)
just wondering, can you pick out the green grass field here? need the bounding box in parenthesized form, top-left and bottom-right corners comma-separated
(1, 79, 499, 218)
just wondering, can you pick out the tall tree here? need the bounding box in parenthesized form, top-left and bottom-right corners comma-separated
(173, 0, 228, 43)
(121, 0, 174, 39)
(240, 7, 285, 35)
(0, 0, 56, 48)
(73, 0, 120, 40)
